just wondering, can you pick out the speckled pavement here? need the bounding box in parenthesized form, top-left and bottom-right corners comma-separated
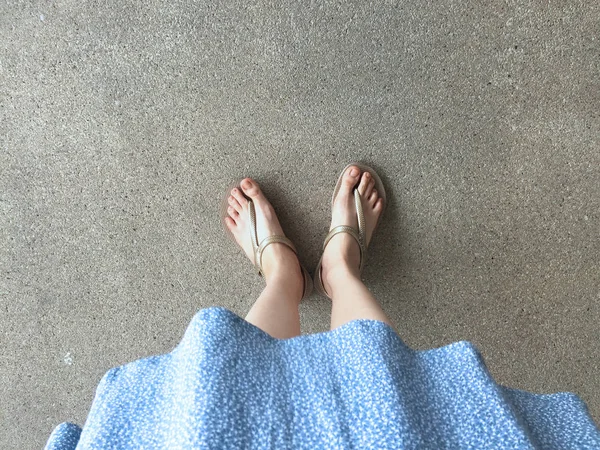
(1, 1, 598, 447)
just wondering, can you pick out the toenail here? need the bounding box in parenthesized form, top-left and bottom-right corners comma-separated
(243, 180, 251, 188)
(365, 172, 370, 179)
(349, 168, 358, 176)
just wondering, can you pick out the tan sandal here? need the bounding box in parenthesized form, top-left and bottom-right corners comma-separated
(221, 181, 313, 299)
(314, 163, 387, 298)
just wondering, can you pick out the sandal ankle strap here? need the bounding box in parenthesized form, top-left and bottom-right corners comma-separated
(255, 235, 296, 276)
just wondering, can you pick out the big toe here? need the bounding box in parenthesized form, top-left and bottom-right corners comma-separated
(340, 166, 361, 193)
(241, 178, 263, 200)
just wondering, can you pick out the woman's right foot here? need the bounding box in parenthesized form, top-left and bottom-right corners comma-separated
(320, 166, 384, 295)
(224, 178, 304, 298)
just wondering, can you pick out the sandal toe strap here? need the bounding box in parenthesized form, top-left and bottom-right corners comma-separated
(249, 200, 298, 276)
(322, 189, 367, 272)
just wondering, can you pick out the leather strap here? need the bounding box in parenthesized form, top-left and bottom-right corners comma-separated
(354, 189, 366, 271)
(322, 189, 367, 272)
(249, 201, 297, 276)
(249, 201, 259, 250)
(255, 235, 296, 276)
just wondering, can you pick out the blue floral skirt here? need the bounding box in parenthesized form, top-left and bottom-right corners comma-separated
(45, 307, 599, 449)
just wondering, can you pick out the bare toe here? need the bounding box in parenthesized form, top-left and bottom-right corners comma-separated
(364, 178, 376, 198)
(357, 172, 371, 196)
(368, 189, 378, 204)
(231, 188, 248, 207)
(240, 178, 263, 200)
(228, 196, 242, 213)
(341, 166, 361, 189)
(227, 205, 239, 220)
(225, 216, 237, 231)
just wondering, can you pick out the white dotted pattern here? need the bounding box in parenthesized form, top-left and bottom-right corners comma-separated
(45, 307, 600, 449)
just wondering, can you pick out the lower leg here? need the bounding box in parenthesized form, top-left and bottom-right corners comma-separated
(245, 253, 304, 339)
(324, 240, 393, 330)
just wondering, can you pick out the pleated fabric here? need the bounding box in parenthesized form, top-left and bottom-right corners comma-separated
(45, 307, 600, 449)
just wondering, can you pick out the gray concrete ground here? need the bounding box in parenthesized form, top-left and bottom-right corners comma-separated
(1, 0, 599, 448)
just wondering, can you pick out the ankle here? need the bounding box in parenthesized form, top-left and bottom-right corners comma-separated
(265, 262, 302, 283)
(261, 245, 299, 275)
(322, 263, 361, 295)
(265, 267, 304, 300)
(262, 249, 303, 290)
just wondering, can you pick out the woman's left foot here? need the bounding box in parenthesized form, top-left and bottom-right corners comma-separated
(320, 167, 383, 294)
(224, 178, 304, 295)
